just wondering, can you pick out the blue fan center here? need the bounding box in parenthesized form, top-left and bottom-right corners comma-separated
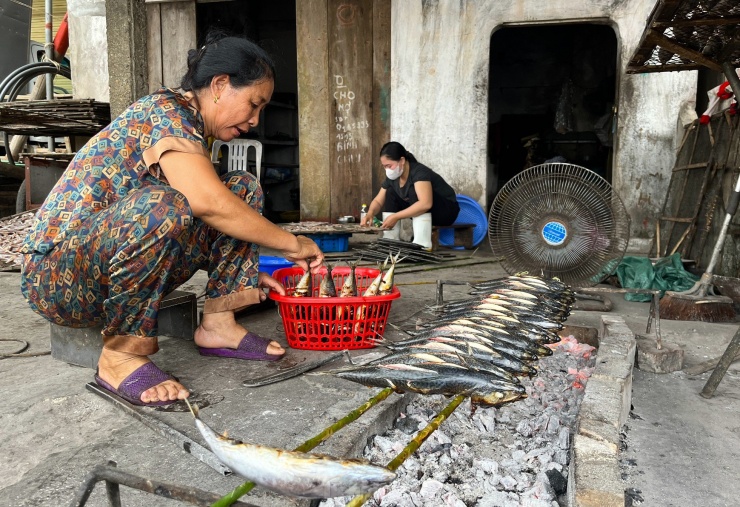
(542, 221, 567, 246)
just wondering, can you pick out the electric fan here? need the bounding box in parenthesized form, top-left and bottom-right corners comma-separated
(488, 163, 630, 287)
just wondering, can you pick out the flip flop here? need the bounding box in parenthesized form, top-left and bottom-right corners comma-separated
(197, 331, 284, 361)
(94, 362, 178, 407)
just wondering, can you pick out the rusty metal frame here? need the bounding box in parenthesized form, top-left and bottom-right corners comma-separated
(70, 461, 258, 507)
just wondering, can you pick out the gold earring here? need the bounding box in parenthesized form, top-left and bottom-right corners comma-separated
(214, 96, 219, 104)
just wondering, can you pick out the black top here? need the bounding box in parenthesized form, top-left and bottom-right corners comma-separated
(381, 161, 457, 206)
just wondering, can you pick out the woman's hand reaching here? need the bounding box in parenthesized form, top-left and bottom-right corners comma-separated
(257, 272, 285, 301)
(281, 235, 324, 273)
(381, 213, 400, 230)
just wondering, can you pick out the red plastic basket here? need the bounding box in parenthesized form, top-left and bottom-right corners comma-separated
(269, 266, 401, 350)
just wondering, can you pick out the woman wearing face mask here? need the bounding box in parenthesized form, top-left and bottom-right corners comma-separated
(360, 141, 460, 249)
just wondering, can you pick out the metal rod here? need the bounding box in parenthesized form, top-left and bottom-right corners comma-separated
(345, 394, 467, 507)
(212, 387, 395, 506)
(86, 383, 232, 476)
(701, 325, 740, 399)
(44, 0, 54, 151)
(70, 462, 259, 507)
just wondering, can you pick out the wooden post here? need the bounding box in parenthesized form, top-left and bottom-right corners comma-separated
(328, 0, 374, 220)
(371, 0, 391, 197)
(297, 0, 331, 221)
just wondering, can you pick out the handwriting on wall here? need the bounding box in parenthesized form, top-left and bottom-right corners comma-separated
(333, 74, 370, 165)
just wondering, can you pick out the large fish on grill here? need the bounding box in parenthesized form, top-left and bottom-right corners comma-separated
(188, 401, 396, 498)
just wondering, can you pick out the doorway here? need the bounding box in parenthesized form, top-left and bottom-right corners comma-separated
(487, 24, 618, 206)
(197, 0, 299, 223)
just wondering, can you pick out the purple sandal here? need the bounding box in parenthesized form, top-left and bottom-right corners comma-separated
(94, 362, 178, 407)
(197, 332, 284, 361)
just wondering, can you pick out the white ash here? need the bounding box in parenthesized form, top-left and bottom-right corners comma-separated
(321, 336, 594, 507)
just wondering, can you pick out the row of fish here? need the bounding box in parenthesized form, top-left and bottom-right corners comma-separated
(292, 252, 403, 298)
(321, 274, 575, 407)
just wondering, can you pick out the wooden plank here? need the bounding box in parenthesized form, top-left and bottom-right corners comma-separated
(645, 29, 723, 72)
(160, 1, 196, 89)
(297, 0, 330, 222)
(147, 3, 163, 93)
(328, 0, 373, 221)
(673, 162, 709, 172)
(660, 217, 693, 223)
(371, 0, 391, 200)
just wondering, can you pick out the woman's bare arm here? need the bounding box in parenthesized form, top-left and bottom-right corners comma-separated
(158, 150, 323, 270)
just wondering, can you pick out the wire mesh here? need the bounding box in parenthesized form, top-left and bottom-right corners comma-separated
(488, 163, 630, 287)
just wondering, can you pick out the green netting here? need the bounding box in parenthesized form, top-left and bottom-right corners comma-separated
(616, 253, 699, 302)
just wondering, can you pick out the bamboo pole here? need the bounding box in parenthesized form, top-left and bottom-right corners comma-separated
(212, 387, 395, 507)
(345, 394, 467, 507)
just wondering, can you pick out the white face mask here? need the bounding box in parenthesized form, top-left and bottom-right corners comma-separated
(385, 164, 403, 180)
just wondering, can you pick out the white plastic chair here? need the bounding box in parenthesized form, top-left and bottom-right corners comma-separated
(210, 139, 262, 181)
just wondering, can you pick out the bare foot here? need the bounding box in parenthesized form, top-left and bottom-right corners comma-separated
(194, 311, 285, 356)
(97, 348, 189, 404)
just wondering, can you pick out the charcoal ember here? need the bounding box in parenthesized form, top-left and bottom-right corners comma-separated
(546, 415, 561, 433)
(512, 449, 526, 461)
(378, 488, 413, 507)
(395, 413, 418, 434)
(373, 435, 396, 455)
(478, 490, 520, 507)
(441, 491, 466, 506)
(558, 427, 570, 449)
(419, 478, 445, 499)
(472, 411, 496, 433)
(474, 458, 499, 475)
(545, 468, 568, 496)
(516, 419, 535, 437)
(553, 449, 569, 465)
(500, 475, 518, 490)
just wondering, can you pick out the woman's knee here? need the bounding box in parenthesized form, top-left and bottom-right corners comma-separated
(222, 171, 263, 211)
(126, 187, 194, 236)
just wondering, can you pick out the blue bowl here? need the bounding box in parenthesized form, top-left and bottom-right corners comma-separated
(260, 255, 295, 276)
(439, 194, 488, 248)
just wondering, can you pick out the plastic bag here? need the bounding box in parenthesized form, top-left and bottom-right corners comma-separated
(616, 253, 698, 302)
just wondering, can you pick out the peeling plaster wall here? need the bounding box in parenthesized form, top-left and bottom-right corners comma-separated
(391, 0, 697, 253)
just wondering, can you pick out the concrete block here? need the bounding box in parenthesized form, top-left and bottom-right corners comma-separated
(577, 418, 620, 455)
(636, 338, 685, 373)
(571, 438, 625, 507)
(579, 377, 628, 430)
(600, 315, 633, 340)
(591, 348, 634, 383)
(50, 290, 197, 369)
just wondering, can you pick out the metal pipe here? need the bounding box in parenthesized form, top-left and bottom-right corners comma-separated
(44, 0, 54, 150)
(70, 462, 259, 507)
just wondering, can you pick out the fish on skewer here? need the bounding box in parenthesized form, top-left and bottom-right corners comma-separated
(379, 251, 403, 295)
(324, 363, 526, 407)
(339, 260, 359, 297)
(187, 400, 396, 499)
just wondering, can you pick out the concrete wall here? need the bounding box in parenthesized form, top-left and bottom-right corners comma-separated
(67, 0, 109, 102)
(391, 0, 698, 252)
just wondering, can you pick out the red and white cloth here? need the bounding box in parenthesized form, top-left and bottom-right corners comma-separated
(700, 68, 740, 124)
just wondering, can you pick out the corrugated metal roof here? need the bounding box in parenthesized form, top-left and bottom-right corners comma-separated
(627, 0, 740, 74)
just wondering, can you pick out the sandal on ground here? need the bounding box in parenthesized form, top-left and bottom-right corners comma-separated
(197, 331, 283, 361)
(94, 362, 178, 407)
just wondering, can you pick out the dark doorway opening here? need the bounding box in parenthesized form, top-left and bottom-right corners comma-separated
(488, 24, 618, 207)
(197, 0, 299, 223)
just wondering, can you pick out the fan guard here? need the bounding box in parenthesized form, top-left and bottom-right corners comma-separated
(488, 163, 630, 287)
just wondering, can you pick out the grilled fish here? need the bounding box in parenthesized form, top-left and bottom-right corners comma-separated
(188, 402, 396, 498)
(293, 269, 313, 297)
(339, 260, 359, 297)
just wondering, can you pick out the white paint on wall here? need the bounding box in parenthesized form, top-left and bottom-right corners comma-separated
(67, 0, 109, 102)
(391, 0, 697, 251)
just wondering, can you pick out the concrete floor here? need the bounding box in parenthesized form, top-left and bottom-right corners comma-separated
(0, 238, 739, 506)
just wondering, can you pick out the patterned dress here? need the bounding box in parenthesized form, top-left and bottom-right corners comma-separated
(20, 89, 263, 355)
